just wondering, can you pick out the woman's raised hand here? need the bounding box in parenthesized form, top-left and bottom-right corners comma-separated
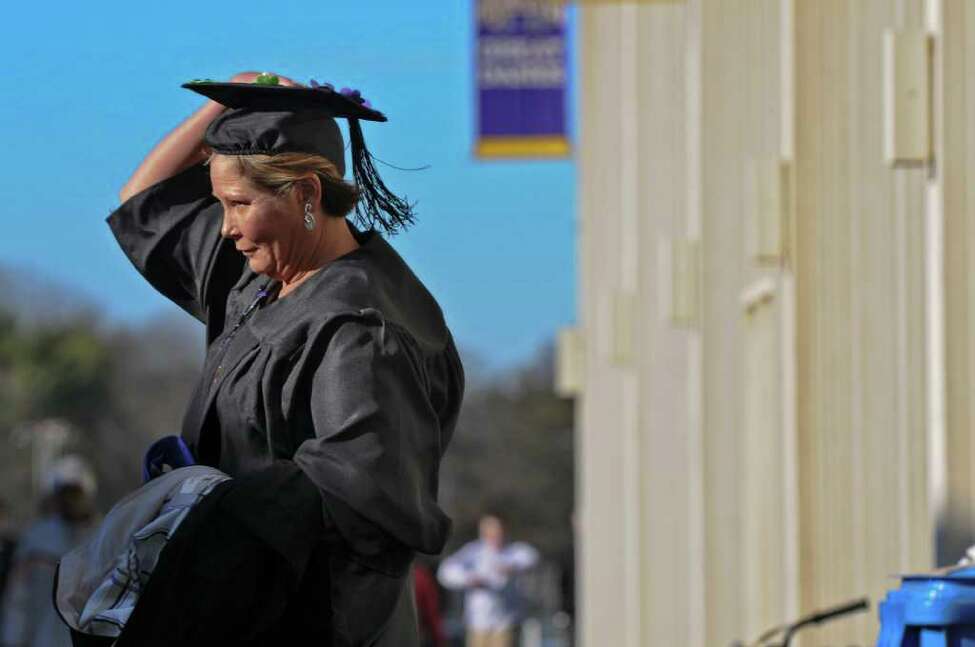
(118, 72, 306, 203)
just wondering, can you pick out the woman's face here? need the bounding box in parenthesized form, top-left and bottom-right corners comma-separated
(210, 155, 306, 279)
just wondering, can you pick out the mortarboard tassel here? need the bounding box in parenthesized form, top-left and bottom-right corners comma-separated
(348, 118, 417, 235)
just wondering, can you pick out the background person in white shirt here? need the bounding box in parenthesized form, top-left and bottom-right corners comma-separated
(438, 514, 539, 647)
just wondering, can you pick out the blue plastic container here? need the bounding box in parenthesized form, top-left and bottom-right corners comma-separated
(877, 566, 975, 646)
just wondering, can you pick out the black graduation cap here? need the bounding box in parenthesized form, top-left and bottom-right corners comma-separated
(183, 76, 415, 234)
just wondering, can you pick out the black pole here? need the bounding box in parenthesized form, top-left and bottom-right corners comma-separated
(780, 598, 870, 647)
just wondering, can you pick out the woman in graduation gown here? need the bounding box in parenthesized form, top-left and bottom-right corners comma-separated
(106, 71, 464, 646)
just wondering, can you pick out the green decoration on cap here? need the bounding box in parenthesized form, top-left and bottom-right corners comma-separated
(254, 73, 280, 86)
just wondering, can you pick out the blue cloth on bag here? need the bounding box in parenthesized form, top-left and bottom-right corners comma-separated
(142, 436, 196, 483)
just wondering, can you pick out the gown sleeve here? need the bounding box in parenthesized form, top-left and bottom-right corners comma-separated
(293, 316, 454, 565)
(106, 163, 244, 328)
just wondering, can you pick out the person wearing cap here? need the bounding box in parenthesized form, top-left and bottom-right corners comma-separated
(106, 71, 464, 645)
(1, 456, 96, 647)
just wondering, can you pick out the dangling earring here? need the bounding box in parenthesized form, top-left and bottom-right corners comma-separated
(303, 202, 316, 231)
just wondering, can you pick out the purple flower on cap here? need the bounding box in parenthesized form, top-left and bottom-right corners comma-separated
(309, 79, 335, 91)
(339, 87, 368, 105)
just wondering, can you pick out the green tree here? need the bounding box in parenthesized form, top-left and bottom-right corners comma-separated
(0, 317, 112, 427)
(440, 344, 575, 559)
(0, 267, 203, 522)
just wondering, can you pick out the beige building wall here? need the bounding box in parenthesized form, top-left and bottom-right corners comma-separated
(793, 2, 931, 643)
(941, 0, 975, 567)
(572, 1, 969, 645)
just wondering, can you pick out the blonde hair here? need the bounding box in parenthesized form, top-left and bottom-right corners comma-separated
(209, 152, 360, 218)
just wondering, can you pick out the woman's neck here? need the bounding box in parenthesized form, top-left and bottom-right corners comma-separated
(277, 218, 360, 298)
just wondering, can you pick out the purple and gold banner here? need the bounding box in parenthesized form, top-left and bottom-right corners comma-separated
(476, 0, 570, 158)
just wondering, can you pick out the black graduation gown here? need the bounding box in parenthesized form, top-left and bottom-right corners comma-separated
(105, 162, 464, 644)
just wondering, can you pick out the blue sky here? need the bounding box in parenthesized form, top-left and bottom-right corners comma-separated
(1, 2, 576, 370)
